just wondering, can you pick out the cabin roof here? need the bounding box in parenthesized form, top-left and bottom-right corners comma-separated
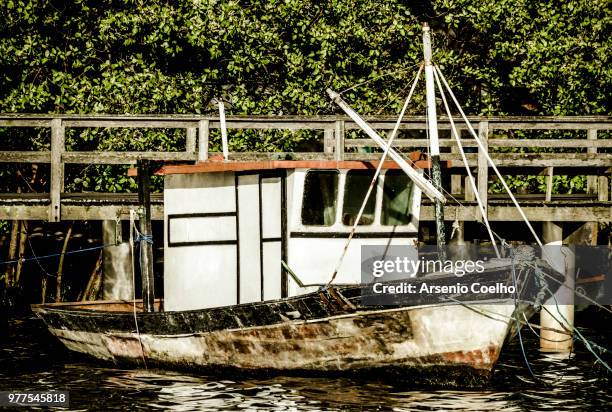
(127, 152, 435, 176)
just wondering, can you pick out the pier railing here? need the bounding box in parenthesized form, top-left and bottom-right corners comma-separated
(0, 114, 610, 222)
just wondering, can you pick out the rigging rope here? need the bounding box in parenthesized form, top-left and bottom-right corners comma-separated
(432, 67, 500, 257)
(434, 65, 543, 246)
(325, 64, 423, 286)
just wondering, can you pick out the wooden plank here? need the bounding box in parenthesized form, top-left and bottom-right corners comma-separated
(2, 203, 608, 222)
(0, 151, 51, 163)
(58, 150, 612, 167)
(477, 153, 612, 167)
(477, 121, 488, 216)
(344, 139, 469, 148)
(487, 205, 612, 222)
(155, 156, 428, 175)
(209, 121, 332, 130)
(334, 120, 345, 160)
(488, 138, 612, 148)
(419, 205, 612, 222)
(49, 119, 64, 222)
(491, 122, 612, 130)
(345, 138, 612, 149)
(0, 119, 52, 127)
(198, 119, 209, 161)
(0, 205, 48, 220)
(1, 200, 609, 223)
(62, 151, 197, 164)
(220, 152, 337, 161)
(62, 120, 199, 128)
(344, 122, 467, 130)
(61, 205, 164, 220)
(186, 127, 197, 154)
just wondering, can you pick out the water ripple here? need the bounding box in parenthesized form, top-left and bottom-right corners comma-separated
(0, 315, 610, 411)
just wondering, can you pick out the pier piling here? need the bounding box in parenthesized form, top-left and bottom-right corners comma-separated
(540, 221, 574, 353)
(101, 220, 133, 300)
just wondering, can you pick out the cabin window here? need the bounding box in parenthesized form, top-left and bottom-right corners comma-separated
(342, 170, 376, 226)
(381, 170, 414, 225)
(301, 170, 339, 226)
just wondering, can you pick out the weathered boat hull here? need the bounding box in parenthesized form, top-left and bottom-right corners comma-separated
(32, 259, 561, 387)
(33, 300, 518, 387)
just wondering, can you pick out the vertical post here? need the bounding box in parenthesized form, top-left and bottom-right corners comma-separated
(186, 127, 197, 155)
(4, 221, 18, 287)
(218, 100, 229, 160)
(334, 120, 345, 160)
(450, 144, 462, 195)
(423, 23, 446, 258)
(598, 176, 609, 201)
(137, 159, 155, 313)
(464, 177, 475, 201)
(545, 167, 554, 202)
(198, 119, 210, 161)
(323, 128, 334, 154)
(101, 220, 133, 300)
(586, 129, 597, 195)
(477, 121, 489, 219)
(540, 221, 574, 353)
(49, 118, 64, 222)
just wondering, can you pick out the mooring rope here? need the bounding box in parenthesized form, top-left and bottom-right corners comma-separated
(0, 242, 117, 266)
(541, 286, 612, 373)
(515, 259, 612, 372)
(509, 245, 539, 379)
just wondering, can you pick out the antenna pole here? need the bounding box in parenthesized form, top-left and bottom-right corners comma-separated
(423, 23, 446, 259)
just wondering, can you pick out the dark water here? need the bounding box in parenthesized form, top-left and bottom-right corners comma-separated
(0, 312, 610, 411)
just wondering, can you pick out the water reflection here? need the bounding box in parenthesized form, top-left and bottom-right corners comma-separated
(0, 316, 610, 411)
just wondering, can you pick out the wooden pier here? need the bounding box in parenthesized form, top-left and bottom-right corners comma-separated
(0, 114, 610, 224)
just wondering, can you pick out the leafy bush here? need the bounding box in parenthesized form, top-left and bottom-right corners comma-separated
(0, 0, 609, 193)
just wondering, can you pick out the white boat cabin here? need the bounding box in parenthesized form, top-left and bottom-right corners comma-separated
(162, 161, 422, 311)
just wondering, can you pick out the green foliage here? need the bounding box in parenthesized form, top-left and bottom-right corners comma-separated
(0, 1, 609, 193)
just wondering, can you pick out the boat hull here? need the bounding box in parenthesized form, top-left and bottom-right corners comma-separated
(34, 301, 515, 387)
(32, 259, 561, 387)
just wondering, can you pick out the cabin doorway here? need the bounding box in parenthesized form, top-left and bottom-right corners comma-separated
(236, 171, 286, 304)
(164, 171, 287, 311)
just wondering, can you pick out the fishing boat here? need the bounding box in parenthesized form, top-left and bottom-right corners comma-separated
(32, 25, 563, 387)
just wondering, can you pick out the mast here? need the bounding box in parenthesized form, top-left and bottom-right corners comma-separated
(422, 23, 447, 260)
